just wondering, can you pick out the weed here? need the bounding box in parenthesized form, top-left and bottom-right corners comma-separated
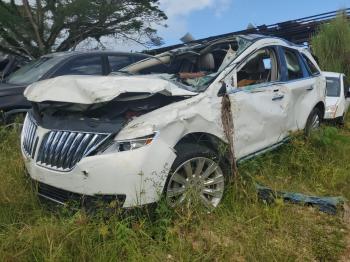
(0, 121, 349, 260)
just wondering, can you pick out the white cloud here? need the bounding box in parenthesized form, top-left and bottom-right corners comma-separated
(78, 0, 233, 51)
(158, 0, 232, 44)
(214, 0, 232, 17)
(159, 0, 214, 17)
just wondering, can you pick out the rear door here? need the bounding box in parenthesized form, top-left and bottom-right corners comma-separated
(227, 46, 290, 159)
(278, 47, 323, 131)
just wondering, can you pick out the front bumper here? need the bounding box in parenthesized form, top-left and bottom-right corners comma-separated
(33, 179, 126, 208)
(23, 138, 177, 208)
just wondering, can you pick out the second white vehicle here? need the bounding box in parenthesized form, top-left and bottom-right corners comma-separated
(324, 71, 350, 124)
(21, 35, 326, 209)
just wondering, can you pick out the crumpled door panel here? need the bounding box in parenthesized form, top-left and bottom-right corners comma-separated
(229, 85, 290, 159)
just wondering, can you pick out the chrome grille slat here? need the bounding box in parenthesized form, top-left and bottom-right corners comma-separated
(28, 121, 36, 149)
(58, 133, 77, 168)
(72, 134, 93, 164)
(43, 132, 55, 164)
(22, 115, 38, 158)
(52, 132, 69, 168)
(48, 132, 62, 166)
(64, 133, 84, 168)
(83, 134, 100, 155)
(37, 130, 109, 171)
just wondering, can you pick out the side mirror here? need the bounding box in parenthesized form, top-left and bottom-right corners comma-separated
(218, 82, 227, 97)
(346, 87, 350, 98)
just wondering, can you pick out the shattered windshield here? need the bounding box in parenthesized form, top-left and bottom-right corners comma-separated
(119, 36, 253, 92)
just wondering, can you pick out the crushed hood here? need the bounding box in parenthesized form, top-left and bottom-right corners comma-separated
(24, 75, 197, 104)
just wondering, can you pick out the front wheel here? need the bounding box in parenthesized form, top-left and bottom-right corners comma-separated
(165, 143, 228, 210)
(304, 107, 322, 136)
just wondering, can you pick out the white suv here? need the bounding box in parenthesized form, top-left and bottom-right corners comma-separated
(21, 35, 326, 209)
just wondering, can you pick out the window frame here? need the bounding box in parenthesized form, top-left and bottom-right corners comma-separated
(279, 47, 309, 82)
(233, 45, 282, 89)
(300, 53, 321, 77)
(107, 54, 134, 74)
(51, 54, 105, 77)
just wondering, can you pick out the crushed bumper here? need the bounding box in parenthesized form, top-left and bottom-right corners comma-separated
(23, 138, 177, 208)
(33, 179, 126, 208)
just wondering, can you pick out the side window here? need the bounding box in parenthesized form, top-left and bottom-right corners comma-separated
(55, 56, 103, 76)
(283, 49, 303, 80)
(108, 55, 133, 72)
(236, 47, 279, 88)
(326, 77, 341, 97)
(301, 54, 320, 76)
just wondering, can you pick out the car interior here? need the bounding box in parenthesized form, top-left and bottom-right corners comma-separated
(237, 48, 278, 88)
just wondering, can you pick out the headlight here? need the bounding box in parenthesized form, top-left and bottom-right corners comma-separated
(99, 133, 157, 154)
(325, 105, 338, 118)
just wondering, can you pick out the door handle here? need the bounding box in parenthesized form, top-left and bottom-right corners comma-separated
(306, 85, 314, 91)
(272, 95, 284, 101)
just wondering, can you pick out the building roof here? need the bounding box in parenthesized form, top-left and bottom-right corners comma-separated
(148, 8, 350, 55)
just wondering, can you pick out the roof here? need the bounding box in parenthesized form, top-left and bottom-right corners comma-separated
(42, 51, 148, 59)
(323, 71, 344, 77)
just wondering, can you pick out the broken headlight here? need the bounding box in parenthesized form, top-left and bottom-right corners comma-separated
(99, 133, 157, 154)
(325, 105, 338, 118)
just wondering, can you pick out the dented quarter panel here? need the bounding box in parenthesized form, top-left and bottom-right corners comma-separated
(229, 85, 290, 159)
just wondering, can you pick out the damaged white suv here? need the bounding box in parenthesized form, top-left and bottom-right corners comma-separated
(22, 35, 326, 209)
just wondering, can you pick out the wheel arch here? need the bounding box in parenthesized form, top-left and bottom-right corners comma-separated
(315, 101, 325, 119)
(174, 132, 230, 162)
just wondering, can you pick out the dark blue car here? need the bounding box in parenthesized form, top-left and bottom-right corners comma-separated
(0, 51, 148, 123)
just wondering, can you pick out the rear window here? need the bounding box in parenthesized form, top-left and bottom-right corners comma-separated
(326, 77, 341, 97)
(283, 49, 304, 80)
(302, 54, 320, 76)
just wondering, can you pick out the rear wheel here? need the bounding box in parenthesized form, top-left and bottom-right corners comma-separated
(338, 114, 346, 126)
(304, 107, 322, 136)
(165, 143, 228, 210)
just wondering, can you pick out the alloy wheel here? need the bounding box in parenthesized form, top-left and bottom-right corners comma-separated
(166, 157, 225, 209)
(311, 114, 321, 129)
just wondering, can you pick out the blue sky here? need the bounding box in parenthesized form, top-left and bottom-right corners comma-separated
(157, 0, 350, 47)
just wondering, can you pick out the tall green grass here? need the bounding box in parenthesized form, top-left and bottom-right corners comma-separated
(311, 11, 350, 77)
(0, 121, 349, 261)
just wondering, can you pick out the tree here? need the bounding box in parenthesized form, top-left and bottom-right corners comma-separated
(311, 11, 350, 77)
(0, 0, 167, 58)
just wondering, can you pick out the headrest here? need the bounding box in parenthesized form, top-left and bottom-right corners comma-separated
(198, 53, 215, 71)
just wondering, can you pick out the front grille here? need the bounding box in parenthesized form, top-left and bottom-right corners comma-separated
(36, 131, 110, 171)
(22, 115, 38, 158)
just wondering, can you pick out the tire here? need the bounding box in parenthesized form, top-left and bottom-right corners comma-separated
(164, 143, 229, 210)
(338, 114, 346, 126)
(304, 107, 322, 136)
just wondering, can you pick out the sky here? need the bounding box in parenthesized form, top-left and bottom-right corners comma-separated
(157, 0, 350, 47)
(92, 0, 350, 52)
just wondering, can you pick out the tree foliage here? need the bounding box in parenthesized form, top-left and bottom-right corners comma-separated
(0, 0, 167, 58)
(311, 12, 350, 77)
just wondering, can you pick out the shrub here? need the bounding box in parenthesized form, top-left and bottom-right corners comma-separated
(311, 11, 350, 78)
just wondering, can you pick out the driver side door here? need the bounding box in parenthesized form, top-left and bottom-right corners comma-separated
(226, 46, 290, 159)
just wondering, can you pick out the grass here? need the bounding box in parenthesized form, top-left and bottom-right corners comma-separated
(0, 120, 350, 261)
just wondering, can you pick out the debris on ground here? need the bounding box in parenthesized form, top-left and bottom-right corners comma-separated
(256, 184, 346, 215)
